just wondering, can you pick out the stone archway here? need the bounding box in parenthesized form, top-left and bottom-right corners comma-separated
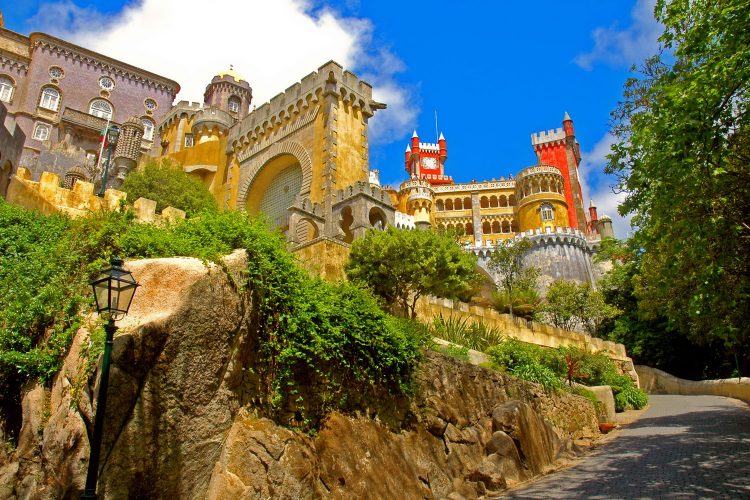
(237, 140, 313, 214)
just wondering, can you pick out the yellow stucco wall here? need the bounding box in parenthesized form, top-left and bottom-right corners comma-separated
(293, 239, 351, 281)
(517, 195, 569, 232)
(333, 99, 369, 191)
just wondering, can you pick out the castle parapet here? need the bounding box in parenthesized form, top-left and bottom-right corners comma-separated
(6, 167, 185, 223)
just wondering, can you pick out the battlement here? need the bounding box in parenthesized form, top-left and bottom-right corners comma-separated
(230, 61, 384, 148)
(394, 211, 415, 229)
(419, 141, 440, 152)
(5, 168, 185, 223)
(530, 127, 565, 146)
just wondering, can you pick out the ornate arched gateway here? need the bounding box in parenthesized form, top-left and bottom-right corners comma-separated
(236, 140, 313, 229)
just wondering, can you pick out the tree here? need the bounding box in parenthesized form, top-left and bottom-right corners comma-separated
(607, 0, 750, 367)
(120, 159, 217, 217)
(346, 227, 479, 319)
(540, 280, 621, 335)
(488, 238, 538, 318)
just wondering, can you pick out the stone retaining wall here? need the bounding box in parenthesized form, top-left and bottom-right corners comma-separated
(636, 365, 750, 404)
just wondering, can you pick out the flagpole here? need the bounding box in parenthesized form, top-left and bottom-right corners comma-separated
(97, 120, 110, 197)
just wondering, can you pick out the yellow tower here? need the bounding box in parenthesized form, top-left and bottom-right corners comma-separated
(515, 165, 570, 233)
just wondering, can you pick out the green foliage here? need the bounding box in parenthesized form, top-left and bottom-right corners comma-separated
(614, 385, 649, 412)
(430, 314, 504, 352)
(346, 227, 480, 319)
(492, 287, 542, 320)
(437, 343, 470, 362)
(566, 385, 603, 414)
(486, 338, 648, 409)
(488, 238, 539, 318)
(539, 280, 621, 335)
(0, 202, 422, 433)
(120, 158, 217, 217)
(607, 0, 750, 368)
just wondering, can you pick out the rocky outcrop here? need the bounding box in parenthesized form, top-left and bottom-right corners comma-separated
(0, 253, 598, 499)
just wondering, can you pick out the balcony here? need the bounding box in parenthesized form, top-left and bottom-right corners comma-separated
(61, 107, 120, 133)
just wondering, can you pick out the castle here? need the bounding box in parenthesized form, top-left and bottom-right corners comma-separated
(0, 13, 612, 285)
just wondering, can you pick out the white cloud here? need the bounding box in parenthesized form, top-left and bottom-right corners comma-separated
(574, 0, 661, 70)
(30, 0, 416, 144)
(578, 133, 633, 239)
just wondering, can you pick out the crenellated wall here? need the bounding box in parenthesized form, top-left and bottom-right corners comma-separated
(5, 166, 185, 223)
(416, 295, 637, 384)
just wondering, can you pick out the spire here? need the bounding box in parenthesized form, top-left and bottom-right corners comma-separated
(412, 130, 418, 138)
(405, 144, 411, 152)
(563, 111, 572, 121)
(589, 199, 596, 208)
(439, 131, 445, 140)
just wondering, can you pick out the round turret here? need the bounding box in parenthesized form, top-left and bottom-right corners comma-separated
(113, 116, 145, 184)
(399, 178, 433, 229)
(204, 66, 253, 119)
(515, 165, 569, 232)
(596, 215, 615, 239)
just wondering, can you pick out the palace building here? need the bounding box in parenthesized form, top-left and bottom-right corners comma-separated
(0, 10, 613, 285)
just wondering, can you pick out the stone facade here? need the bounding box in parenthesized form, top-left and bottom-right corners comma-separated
(0, 102, 24, 197)
(0, 22, 178, 188)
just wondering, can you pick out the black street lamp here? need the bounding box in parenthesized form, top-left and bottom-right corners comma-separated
(81, 256, 139, 499)
(97, 125, 120, 197)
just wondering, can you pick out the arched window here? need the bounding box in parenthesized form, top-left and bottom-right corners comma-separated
(32, 122, 51, 141)
(39, 87, 60, 111)
(466, 222, 474, 235)
(492, 221, 501, 233)
(490, 195, 498, 208)
(509, 194, 517, 206)
(0, 76, 14, 103)
(499, 195, 508, 207)
(454, 198, 463, 210)
(540, 202, 554, 221)
(436, 199, 444, 211)
(482, 221, 491, 234)
(228, 95, 241, 113)
(445, 199, 454, 211)
(141, 118, 155, 141)
(89, 100, 113, 120)
(463, 197, 471, 209)
(480, 196, 489, 208)
(502, 220, 511, 233)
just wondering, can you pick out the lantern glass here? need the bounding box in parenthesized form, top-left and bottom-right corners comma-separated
(91, 257, 138, 319)
(107, 125, 120, 145)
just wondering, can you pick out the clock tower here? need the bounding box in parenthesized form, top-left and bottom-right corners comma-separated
(404, 130, 453, 185)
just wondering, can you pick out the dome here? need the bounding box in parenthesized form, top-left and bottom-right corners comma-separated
(599, 214, 612, 221)
(214, 66, 247, 84)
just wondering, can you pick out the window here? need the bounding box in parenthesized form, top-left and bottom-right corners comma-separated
(184, 134, 194, 147)
(49, 66, 64, 79)
(0, 77, 14, 103)
(99, 76, 115, 90)
(89, 100, 113, 120)
(33, 123, 51, 141)
(141, 118, 155, 141)
(39, 87, 60, 111)
(228, 96, 241, 113)
(144, 99, 157, 111)
(540, 203, 554, 221)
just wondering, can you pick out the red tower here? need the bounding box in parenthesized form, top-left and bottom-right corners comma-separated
(404, 131, 453, 185)
(531, 113, 588, 232)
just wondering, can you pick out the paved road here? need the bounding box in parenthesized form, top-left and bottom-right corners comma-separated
(503, 395, 750, 499)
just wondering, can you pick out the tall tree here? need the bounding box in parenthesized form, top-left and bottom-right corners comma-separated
(346, 228, 479, 319)
(607, 0, 750, 361)
(488, 238, 537, 319)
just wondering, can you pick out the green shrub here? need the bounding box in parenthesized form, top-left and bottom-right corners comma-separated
(430, 314, 504, 351)
(120, 159, 217, 217)
(614, 385, 649, 411)
(509, 363, 562, 392)
(486, 338, 544, 370)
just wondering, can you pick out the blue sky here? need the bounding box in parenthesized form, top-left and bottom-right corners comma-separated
(2, 1, 661, 236)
